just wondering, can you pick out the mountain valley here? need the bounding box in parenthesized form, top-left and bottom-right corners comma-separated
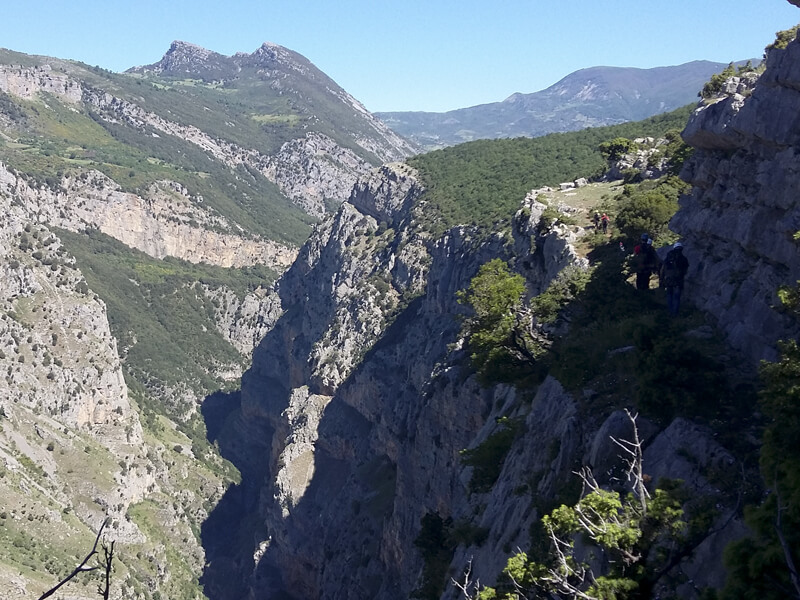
(0, 17, 799, 600)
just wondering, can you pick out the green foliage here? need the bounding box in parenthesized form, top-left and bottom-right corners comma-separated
(599, 137, 635, 161)
(407, 105, 694, 235)
(613, 176, 687, 242)
(766, 24, 800, 51)
(777, 282, 800, 313)
(57, 228, 274, 404)
(544, 242, 745, 428)
(457, 259, 541, 383)
(700, 63, 737, 99)
(412, 513, 457, 600)
(635, 333, 726, 422)
(482, 474, 685, 600)
(661, 128, 694, 175)
(537, 205, 578, 233)
(413, 512, 490, 599)
(460, 417, 524, 493)
(700, 62, 760, 100)
(721, 330, 800, 599)
(531, 265, 591, 324)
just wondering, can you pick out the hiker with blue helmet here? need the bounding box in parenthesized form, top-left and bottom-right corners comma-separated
(660, 242, 689, 316)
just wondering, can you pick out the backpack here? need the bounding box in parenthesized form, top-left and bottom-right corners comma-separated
(661, 251, 683, 287)
(642, 244, 658, 269)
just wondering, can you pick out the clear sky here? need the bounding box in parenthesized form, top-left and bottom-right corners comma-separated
(3, 1, 798, 113)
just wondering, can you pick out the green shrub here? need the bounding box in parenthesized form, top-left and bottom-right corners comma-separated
(531, 265, 591, 324)
(766, 24, 800, 51)
(598, 137, 635, 161)
(412, 513, 457, 600)
(614, 176, 687, 242)
(460, 417, 524, 493)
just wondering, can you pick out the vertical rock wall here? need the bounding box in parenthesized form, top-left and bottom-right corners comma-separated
(675, 31, 800, 361)
(206, 164, 588, 599)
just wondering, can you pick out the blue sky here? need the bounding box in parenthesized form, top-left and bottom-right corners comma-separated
(3, 1, 798, 112)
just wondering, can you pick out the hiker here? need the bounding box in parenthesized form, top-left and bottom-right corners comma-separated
(633, 233, 648, 255)
(600, 213, 609, 234)
(660, 242, 689, 316)
(633, 234, 659, 290)
(592, 211, 601, 231)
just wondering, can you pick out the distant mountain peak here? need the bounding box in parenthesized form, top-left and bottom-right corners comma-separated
(128, 40, 309, 79)
(246, 42, 308, 71)
(128, 40, 227, 76)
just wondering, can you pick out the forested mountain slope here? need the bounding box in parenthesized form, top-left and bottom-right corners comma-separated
(377, 60, 753, 150)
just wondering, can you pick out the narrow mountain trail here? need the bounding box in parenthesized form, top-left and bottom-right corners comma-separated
(534, 180, 625, 258)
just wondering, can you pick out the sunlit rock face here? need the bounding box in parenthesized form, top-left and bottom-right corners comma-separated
(675, 30, 800, 362)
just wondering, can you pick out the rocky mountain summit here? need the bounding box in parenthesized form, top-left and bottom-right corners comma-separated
(130, 40, 416, 182)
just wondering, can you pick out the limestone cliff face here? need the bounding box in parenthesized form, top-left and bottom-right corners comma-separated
(0, 163, 296, 270)
(675, 32, 800, 361)
(203, 152, 753, 599)
(0, 63, 82, 103)
(0, 173, 162, 597)
(208, 166, 634, 599)
(0, 186, 139, 437)
(203, 285, 283, 357)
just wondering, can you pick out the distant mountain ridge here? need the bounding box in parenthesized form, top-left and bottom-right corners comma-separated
(128, 40, 416, 167)
(376, 60, 755, 150)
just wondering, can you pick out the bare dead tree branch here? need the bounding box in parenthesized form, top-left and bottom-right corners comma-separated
(37, 518, 112, 600)
(610, 409, 649, 512)
(452, 557, 480, 600)
(98, 538, 115, 600)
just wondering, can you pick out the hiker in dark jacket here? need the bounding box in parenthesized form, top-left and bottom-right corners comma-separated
(633, 234, 660, 290)
(660, 242, 689, 316)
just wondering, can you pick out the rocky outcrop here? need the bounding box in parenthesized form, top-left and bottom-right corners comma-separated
(606, 137, 669, 180)
(0, 163, 296, 269)
(203, 285, 283, 356)
(675, 31, 800, 361)
(255, 132, 373, 219)
(0, 63, 82, 103)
